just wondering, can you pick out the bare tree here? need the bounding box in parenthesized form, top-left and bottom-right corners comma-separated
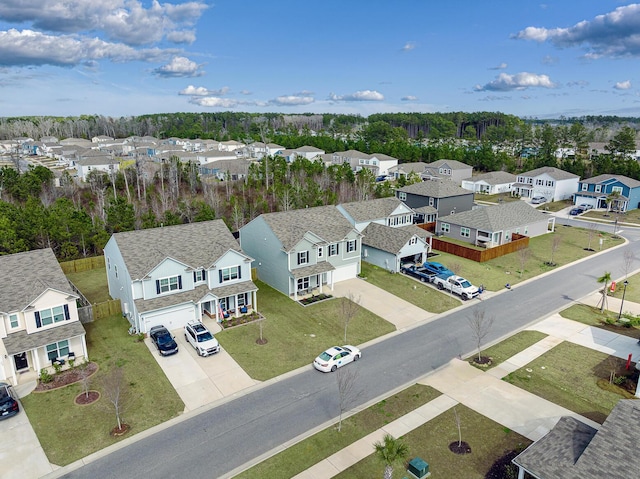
(548, 235, 563, 266)
(622, 247, 636, 279)
(449, 262, 463, 277)
(78, 360, 93, 399)
(517, 247, 531, 278)
(453, 406, 463, 447)
(101, 366, 128, 431)
(341, 292, 361, 343)
(467, 307, 494, 363)
(586, 222, 599, 251)
(335, 368, 362, 432)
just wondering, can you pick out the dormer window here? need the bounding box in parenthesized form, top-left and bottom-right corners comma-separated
(156, 275, 182, 294)
(297, 251, 309, 265)
(194, 269, 207, 283)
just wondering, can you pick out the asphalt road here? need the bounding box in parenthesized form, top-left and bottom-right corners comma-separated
(59, 221, 640, 479)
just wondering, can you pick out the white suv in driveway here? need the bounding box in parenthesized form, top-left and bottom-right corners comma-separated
(184, 321, 220, 357)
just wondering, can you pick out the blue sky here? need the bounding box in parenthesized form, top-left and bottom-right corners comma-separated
(0, 1, 639, 119)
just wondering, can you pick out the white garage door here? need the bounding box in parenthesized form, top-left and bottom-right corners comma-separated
(142, 304, 196, 333)
(332, 263, 359, 283)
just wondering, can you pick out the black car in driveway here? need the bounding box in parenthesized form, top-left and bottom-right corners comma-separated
(149, 325, 179, 356)
(0, 382, 19, 420)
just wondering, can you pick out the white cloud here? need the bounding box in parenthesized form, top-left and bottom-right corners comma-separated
(614, 80, 632, 90)
(270, 95, 315, 106)
(329, 90, 384, 101)
(179, 85, 229, 96)
(478, 95, 511, 102)
(239, 90, 252, 95)
(489, 62, 508, 70)
(474, 72, 556, 91)
(402, 41, 416, 52)
(153, 56, 204, 78)
(566, 80, 589, 88)
(513, 3, 640, 58)
(190, 97, 239, 108)
(401, 95, 418, 101)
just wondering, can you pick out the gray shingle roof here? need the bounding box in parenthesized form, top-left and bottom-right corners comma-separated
(0, 248, 75, 313)
(3, 321, 86, 355)
(520, 166, 579, 180)
(389, 162, 429, 174)
(397, 180, 472, 198)
(514, 399, 640, 479)
(259, 205, 357, 252)
(111, 220, 243, 280)
(581, 174, 640, 189)
(362, 222, 428, 254)
(462, 171, 517, 185)
(339, 197, 408, 223)
(439, 201, 548, 232)
(426, 159, 472, 170)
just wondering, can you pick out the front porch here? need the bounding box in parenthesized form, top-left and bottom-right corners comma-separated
(290, 261, 336, 301)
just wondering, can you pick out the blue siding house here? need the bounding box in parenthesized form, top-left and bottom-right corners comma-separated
(574, 174, 640, 211)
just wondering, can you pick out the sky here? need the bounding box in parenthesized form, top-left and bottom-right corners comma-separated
(1, 1, 640, 119)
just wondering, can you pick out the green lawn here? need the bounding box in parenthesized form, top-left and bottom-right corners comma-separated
(20, 315, 184, 466)
(430, 224, 624, 291)
(334, 405, 530, 479)
(66, 267, 111, 303)
(473, 193, 520, 204)
(216, 281, 396, 381)
(503, 341, 635, 424)
(560, 304, 640, 339)
(468, 330, 548, 370)
(359, 262, 461, 313)
(583, 209, 640, 226)
(235, 384, 441, 479)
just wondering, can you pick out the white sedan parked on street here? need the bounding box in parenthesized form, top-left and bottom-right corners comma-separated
(313, 345, 361, 372)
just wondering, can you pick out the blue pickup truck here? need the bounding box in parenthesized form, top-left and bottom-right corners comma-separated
(400, 264, 435, 283)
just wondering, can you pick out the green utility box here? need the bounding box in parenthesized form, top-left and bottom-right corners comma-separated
(407, 456, 430, 478)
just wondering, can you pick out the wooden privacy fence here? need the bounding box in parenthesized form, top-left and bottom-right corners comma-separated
(60, 256, 105, 274)
(92, 299, 122, 320)
(431, 233, 529, 263)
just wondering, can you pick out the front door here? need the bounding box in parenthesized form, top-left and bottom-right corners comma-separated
(13, 352, 28, 371)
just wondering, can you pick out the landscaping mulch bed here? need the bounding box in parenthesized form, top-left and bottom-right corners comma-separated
(299, 294, 333, 306)
(449, 441, 472, 454)
(34, 362, 99, 392)
(220, 314, 264, 329)
(74, 390, 100, 405)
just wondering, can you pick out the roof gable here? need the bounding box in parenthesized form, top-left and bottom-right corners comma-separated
(519, 166, 579, 181)
(362, 222, 428, 254)
(339, 197, 413, 223)
(439, 201, 548, 231)
(398, 180, 472, 198)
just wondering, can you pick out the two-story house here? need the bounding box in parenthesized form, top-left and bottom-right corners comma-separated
(573, 174, 640, 212)
(0, 249, 87, 386)
(422, 159, 473, 184)
(239, 206, 362, 300)
(512, 166, 579, 202)
(387, 162, 430, 180)
(461, 171, 517, 195)
(396, 181, 474, 218)
(104, 220, 258, 334)
(331, 150, 399, 177)
(337, 197, 432, 272)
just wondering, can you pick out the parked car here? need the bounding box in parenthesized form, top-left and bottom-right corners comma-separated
(0, 383, 19, 420)
(401, 264, 435, 283)
(579, 203, 593, 210)
(149, 325, 179, 356)
(530, 196, 547, 204)
(569, 207, 585, 216)
(432, 274, 479, 300)
(184, 321, 220, 357)
(313, 345, 361, 372)
(423, 261, 454, 278)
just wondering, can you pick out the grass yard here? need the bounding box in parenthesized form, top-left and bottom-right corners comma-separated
(334, 405, 530, 479)
(473, 193, 520, 204)
(359, 262, 461, 313)
(430, 224, 624, 291)
(503, 341, 636, 424)
(66, 266, 111, 303)
(21, 314, 184, 466)
(235, 384, 441, 479)
(560, 304, 640, 339)
(583, 209, 640, 226)
(468, 330, 548, 370)
(216, 281, 396, 381)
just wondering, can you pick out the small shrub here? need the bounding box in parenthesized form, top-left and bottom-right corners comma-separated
(68, 358, 76, 368)
(135, 332, 145, 342)
(39, 368, 53, 383)
(52, 362, 63, 374)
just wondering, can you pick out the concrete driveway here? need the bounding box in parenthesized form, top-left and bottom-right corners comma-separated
(145, 324, 257, 412)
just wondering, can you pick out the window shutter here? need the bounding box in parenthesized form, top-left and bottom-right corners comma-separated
(64, 304, 70, 320)
(219, 270, 223, 282)
(178, 276, 182, 290)
(35, 311, 41, 328)
(238, 267, 242, 279)
(336, 243, 340, 254)
(156, 280, 160, 294)
(203, 270, 207, 281)
(193, 271, 197, 282)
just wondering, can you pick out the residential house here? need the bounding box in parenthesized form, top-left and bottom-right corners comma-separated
(75, 154, 120, 181)
(0, 248, 88, 385)
(239, 206, 362, 300)
(512, 166, 579, 202)
(396, 181, 474, 217)
(200, 159, 251, 181)
(513, 399, 640, 479)
(332, 150, 398, 177)
(461, 171, 516, 195)
(422, 159, 473, 184)
(573, 174, 640, 212)
(388, 162, 430, 180)
(292, 145, 325, 160)
(194, 150, 239, 164)
(248, 142, 284, 159)
(436, 201, 554, 247)
(336, 197, 431, 272)
(104, 220, 258, 334)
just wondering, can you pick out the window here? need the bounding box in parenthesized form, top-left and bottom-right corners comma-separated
(398, 192, 407, 201)
(297, 277, 310, 291)
(536, 179, 543, 186)
(114, 265, 118, 278)
(297, 251, 309, 265)
(581, 183, 587, 191)
(441, 223, 450, 233)
(460, 227, 470, 238)
(546, 180, 554, 187)
(193, 269, 206, 283)
(107, 257, 110, 270)
(328, 243, 339, 256)
(346, 240, 357, 253)
(595, 185, 602, 193)
(409, 237, 417, 245)
(9, 314, 18, 329)
(317, 246, 324, 258)
(46, 340, 70, 362)
(157, 275, 182, 293)
(220, 266, 241, 282)
(35, 305, 69, 328)
(428, 197, 434, 207)
(612, 186, 623, 194)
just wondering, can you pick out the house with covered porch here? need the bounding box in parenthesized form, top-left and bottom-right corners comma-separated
(104, 220, 258, 334)
(0, 248, 88, 386)
(573, 174, 640, 212)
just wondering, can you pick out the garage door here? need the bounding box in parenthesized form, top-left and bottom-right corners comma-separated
(332, 263, 359, 283)
(142, 304, 196, 333)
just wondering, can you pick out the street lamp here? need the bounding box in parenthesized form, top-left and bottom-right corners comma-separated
(618, 280, 629, 320)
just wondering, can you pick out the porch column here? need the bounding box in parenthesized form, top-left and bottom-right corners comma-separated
(234, 295, 239, 318)
(81, 334, 88, 360)
(252, 290, 257, 312)
(7, 357, 17, 386)
(317, 274, 322, 294)
(517, 465, 525, 479)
